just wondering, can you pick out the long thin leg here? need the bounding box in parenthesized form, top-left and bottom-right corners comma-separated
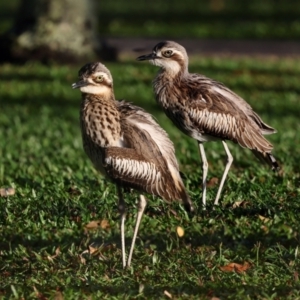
(214, 141, 233, 205)
(117, 186, 127, 268)
(198, 142, 208, 209)
(127, 195, 147, 268)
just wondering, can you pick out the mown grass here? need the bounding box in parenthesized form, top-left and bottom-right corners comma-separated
(0, 56, 300, 299)
(1, 0, 300, 39)
(99, 0, 300, 39)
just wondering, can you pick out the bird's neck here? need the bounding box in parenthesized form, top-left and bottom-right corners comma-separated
(160, 64, 188, 79)
(154, 68, 187, 105)
(81, 92, 115, 103)
(157, 64, 188, 84)
(80, 94, 122, 148)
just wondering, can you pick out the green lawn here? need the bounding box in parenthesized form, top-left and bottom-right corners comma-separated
(0, 56, 300, 299)
(1, 0, 300, 39)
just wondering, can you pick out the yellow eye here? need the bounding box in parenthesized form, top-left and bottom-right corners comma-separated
(163, 50, 173, 57)
(95, 75, 104, 82)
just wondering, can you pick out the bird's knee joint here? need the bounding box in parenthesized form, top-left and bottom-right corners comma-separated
(227, 154, 234, 164)
(118, 203, 126, 214)
(138, 195, 147, 212)
(203, 161, 208, 170)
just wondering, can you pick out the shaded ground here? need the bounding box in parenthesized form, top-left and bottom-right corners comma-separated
(104, 37, 300, 57)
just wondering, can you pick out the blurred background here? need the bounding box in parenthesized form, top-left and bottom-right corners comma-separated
(1, 0, 300, 63)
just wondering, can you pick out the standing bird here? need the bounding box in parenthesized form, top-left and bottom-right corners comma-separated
(72, 62, 194, 268)
(137, 41, 279, 207)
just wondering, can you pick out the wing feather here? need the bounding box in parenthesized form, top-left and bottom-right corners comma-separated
(187, 88, 274, 153)
(105, 102, 194, 211)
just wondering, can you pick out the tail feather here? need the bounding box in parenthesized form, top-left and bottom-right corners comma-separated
(165, 176, 194, 213)
(177, 182, 195, 213)
(165, 163, 194, 213)
(251, 150, 279, 171)
(251, 112, 277, 135)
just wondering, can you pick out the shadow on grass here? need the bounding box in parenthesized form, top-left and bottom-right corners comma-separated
(1, 202, 299, 298)
(70, 282, 297, 299)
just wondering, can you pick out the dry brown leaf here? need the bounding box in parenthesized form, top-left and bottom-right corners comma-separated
(219, 262, 251, 273)
(54, 247, 61, 257)
(88, 245, 99, 255)
(261, 225, 269, 233)
(258, 215, 271, 223)
(207, 177, 219, 188)
(99, 219, 110, 229)
(33, 286, 47, 300)
(84, 219, 110, 231)
(176, 226, 184, 237)
(232, 201, 250, 208)
(54, 291, 64, 300)
(164, 290, 172, 299)
(79, 249, 89, 264)
(47, 255, 54, 263)
(233, 201, 243, 208)
(50, 247, 61, 259)
(0, 187, 15, 197)
(80, 256, 86, 265)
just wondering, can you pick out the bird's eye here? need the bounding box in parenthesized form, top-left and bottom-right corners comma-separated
(163, 50, 173, 57)
(95, 75, 104, 82)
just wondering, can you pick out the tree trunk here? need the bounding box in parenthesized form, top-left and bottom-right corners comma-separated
(1, 0, 106, 63)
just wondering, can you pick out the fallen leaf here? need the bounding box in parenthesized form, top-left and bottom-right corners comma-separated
(47, 255, 54, 263)
(0, 187, 15, 197)
(99, 219, 110, 229)
(54, 291, 64, 300)
(261, 225, 269, 233)
(164, 290, 172, 299)
(258, 215, 271, 223)
(232, 201, 250, 208)
(79, 249, 89, 264)
(207, 177, 219, 188)
(84, 219, 110, 231)
(88, 245, 99, 255)
(33, 286, 47, 300)
(176, 226, 184, 237)
(54, 247, 61, 257)
(219, 262, 251, 273)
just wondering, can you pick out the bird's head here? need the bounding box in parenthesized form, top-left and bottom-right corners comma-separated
(137, 41, 188, 76)
(72, 62, 113, 96)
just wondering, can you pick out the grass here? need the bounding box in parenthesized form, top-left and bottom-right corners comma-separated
(99, 0, 300, 39)
(0, 56, 300, 299)
(1, 0, 300, 39)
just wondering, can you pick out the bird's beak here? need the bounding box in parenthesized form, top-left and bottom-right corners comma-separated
(136, 53, 160, 61)
(72, 80, 88, 89)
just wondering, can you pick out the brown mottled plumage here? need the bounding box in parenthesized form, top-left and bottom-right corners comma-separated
(72, 62, 193, 268)
(137, 41, 279, 207)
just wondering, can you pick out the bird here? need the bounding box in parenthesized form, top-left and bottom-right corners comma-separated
(137, 41, 279, 208)
(72, 62, 194, 268)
